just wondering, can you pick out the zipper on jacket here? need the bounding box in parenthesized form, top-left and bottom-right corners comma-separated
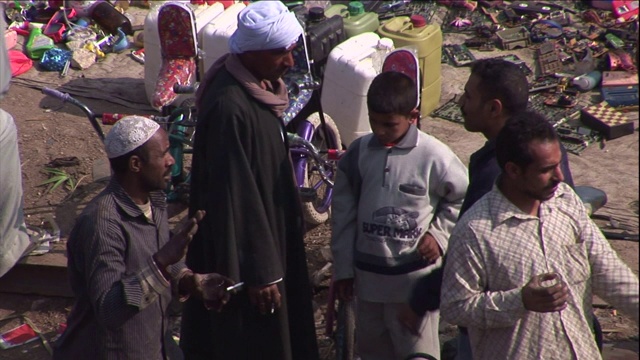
(382, 147, 392, 187)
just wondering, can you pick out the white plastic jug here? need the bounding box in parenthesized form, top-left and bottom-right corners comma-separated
(200, 2, 246, 74)
(321, 32, 393, 147)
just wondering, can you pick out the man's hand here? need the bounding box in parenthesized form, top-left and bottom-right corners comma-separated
(196, 273, 234, 311)
(248, 284, 282, 315)
(417, 233, 442, 263)
(522, 273, 569, 313)
(397, 303, 422, 336)
(154, 210, 205, 272)
(334, 278, 354, 301)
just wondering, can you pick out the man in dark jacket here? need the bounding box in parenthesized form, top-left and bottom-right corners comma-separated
(401, 59, 603, 360)
(180, 2, 319, 359)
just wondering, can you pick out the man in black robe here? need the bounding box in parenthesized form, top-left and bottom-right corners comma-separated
(180, 2, 319, 359)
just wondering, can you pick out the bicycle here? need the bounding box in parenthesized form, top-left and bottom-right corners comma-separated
(41, 86, 196, 203)
(41, 85, 346, 208)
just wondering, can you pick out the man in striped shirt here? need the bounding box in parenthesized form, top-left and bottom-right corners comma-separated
(53, 117, 233, 359)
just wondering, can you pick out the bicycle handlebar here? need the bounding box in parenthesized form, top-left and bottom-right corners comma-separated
(173, 84, 197, 94)
(287, 133, 344, 187)
(42, 87, 72, 102)
(42, 87, 106, 141)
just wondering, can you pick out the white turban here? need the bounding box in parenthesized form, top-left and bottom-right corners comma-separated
(228, 1, 303, 54)
(104, 116, 160, 159)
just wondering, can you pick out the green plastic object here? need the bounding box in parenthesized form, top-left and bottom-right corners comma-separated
(348, 1, 364, 16)
(342, 1, 379, 38)
(26, 27, 54, 60)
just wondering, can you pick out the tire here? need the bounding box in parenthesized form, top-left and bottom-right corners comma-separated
(298, 112, 342, 225)
(335, 298, 356, 360)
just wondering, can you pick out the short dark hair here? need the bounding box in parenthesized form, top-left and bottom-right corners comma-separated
(367, 71, 417, 115)
(496, 111, 559, 170)
(108, 144, 149, 174)
(470, 58, 529, 116)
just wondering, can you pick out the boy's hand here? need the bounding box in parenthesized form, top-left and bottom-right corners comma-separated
(334, 278, 354, 301)
(417, 233, 442, 263)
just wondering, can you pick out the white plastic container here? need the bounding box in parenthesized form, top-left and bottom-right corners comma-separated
(201, 2, 246, 74)
(321, 32, 390, 147)
(144, 2, 224, 107)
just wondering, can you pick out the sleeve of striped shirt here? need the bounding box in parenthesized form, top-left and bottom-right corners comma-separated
(441, 224, 527, 329)
(85, 218, 170, 330)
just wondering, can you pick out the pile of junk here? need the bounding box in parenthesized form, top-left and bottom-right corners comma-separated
(3, 0, 639, 152)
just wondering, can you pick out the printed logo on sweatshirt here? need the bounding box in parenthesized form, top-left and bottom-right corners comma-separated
(362, 206, 422, 240)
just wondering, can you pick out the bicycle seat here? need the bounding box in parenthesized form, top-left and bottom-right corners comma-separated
(382, 48, 421, 110)
(152, 2, 197, 111)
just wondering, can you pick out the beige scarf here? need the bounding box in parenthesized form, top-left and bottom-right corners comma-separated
(196, 53, 289, 118)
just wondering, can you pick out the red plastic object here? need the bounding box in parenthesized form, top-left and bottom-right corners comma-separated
(9, 50, 33, 77)
(612, 0, 639, 21)
(218, 0, 236, 8)
(410, 15, 427, 28)
(43, 8, 76, 43)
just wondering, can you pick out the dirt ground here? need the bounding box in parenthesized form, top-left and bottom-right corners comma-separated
(0, 3, 638, 360)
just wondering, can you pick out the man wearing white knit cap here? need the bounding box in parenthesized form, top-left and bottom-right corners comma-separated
(184, 1, 319, 359)
(54, 116, 234, 359)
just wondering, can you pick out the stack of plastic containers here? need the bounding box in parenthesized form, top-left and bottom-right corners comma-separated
(325, 1, 379, 39)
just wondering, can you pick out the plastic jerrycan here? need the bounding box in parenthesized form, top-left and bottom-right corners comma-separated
(201, 2, 246, 73)
(321, 32, 384, 147)
(144, 1, 224, 106)
(378, 15, 442, 118)
(331, 1, 379, 39)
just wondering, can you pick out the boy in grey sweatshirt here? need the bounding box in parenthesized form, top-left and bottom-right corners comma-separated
(331, 71, 468, 360)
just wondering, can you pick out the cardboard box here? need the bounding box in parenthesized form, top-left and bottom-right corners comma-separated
(602, 71, 639, 87)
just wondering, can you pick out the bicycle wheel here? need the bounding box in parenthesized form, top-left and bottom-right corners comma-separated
(335, 298, 356, 360)
(296, 112, 342, 225)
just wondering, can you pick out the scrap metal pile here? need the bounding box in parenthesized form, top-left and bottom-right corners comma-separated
(408, 0, 639, 155)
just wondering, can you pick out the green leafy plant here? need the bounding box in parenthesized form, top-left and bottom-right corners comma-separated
(39, 168, 87, 195)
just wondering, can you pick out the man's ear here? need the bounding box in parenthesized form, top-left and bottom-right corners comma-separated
(488, 98, 503, 118)
(129, 155, 142, 173)
(504, 161, 522, 179)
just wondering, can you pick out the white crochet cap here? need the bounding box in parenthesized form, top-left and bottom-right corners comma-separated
(104, 116, 160, 159)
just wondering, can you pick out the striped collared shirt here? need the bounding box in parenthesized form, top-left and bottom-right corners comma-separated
(441, 182, 639, 360)
(53, 179, 186, 360)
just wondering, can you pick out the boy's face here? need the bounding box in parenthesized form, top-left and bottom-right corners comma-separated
(368, 111, 417, 145)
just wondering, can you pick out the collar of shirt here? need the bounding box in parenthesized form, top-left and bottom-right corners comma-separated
(106, 179, 167, 220)
(367, 124, 419, 149)
(488, 181, 571, 225)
